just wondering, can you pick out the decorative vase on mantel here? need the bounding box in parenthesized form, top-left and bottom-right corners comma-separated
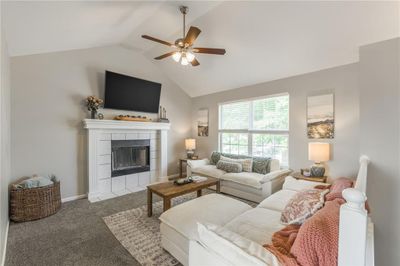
(86, 96, 103, 120)
(90, 109, 97, 119)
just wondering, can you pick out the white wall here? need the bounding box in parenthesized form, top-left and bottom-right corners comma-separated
(0, 2, 11, 263)
(359, 38, 400, 266)
(191, 63, 360, 178)
(10, 45, 192, 199)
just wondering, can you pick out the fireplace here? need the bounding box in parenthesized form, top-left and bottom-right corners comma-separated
(111, 139, 150, 177)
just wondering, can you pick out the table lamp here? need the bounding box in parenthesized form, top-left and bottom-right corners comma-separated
(185, 139, 196, 159)
(308, 142, 330, 177)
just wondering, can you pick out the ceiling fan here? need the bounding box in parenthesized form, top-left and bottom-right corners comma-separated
(141, 6, 226, 67)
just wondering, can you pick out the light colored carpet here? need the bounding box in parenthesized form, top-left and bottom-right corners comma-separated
(103, 191, 257, 266)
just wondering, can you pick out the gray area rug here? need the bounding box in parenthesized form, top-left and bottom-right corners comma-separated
(103, 193, 196, 266)
(103, 191, 257, 266)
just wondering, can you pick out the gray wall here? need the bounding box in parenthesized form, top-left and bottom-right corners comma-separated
(192, 63, 360, 178)
(11, 45, 192, 199)
(0, 4, 11, 263)
(359, 38, 399, 266)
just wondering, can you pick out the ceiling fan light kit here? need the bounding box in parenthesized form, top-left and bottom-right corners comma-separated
(141, 5, 226, 67)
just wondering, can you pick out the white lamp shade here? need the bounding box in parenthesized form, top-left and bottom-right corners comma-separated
(172, 52, 181, 62)
(308, 142, 330, 162)
(185, 139, 196, 150)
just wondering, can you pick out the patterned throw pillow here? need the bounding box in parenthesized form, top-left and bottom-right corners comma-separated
(220, 155, 253, 172)
(210, 151, 221, 165)
(252, 157, 271, 174)
(281, 188, 329, 225)
(325, 177, 353, 201)
(216, 160, 243, 173)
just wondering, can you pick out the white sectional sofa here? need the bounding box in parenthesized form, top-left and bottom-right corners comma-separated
(159, 176, 325, 266)
(187, 155, 292, 202)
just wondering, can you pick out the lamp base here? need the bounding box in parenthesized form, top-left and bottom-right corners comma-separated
(310, 163, 325, 177)
(186, 150, 194, 159)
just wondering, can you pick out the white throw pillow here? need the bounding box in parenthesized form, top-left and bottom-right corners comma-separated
(220, 155, 253, 172)
(197, 222, 280, 266)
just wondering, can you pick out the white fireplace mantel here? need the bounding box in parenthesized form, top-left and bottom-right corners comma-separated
(83, 119, 171, 131)
(83, 119, 171, 202)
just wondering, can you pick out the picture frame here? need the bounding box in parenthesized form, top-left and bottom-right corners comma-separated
(197, 108, 209, 137)
(307, 93, 334, 139)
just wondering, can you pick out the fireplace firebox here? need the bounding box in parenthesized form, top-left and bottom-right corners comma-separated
(111, 139, 150, 177)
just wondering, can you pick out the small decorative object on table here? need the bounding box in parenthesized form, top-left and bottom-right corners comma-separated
(185, 138, 196, 159)
(97, 113, 104, 120)
(86, 96, 103, 119)
(308, 142, 330, 177)
(301, 168, 311, 177)
(173, 177, 193, 186)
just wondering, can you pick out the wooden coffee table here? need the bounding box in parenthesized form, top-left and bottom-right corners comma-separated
(147, 176, 220, 217)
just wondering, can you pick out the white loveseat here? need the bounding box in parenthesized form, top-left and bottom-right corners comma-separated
(187, 157, 291, 202)
(159, 176, 325, 266)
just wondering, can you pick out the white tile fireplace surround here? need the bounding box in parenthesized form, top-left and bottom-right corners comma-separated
(83, 119, 171, 202)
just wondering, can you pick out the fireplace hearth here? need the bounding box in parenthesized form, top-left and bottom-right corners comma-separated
(111, 139, 150, 177)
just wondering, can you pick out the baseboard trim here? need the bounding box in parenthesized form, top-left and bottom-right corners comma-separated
(1, 220, 9, 266)
(61, 194, 87, 203)
(63, 174, 181, 202)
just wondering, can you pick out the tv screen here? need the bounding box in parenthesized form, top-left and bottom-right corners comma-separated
(104, 71, 161, 113)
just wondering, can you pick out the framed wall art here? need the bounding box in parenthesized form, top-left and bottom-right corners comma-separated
(307, 93, 334, 139)
(197, 108, 209, 137)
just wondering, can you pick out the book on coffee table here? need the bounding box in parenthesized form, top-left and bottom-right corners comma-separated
(191, 175, 208, 183)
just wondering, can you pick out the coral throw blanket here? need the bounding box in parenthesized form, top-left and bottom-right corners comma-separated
(264, 198, 345, 266)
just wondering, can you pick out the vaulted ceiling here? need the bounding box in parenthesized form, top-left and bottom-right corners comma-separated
(3, 1, 399, 97)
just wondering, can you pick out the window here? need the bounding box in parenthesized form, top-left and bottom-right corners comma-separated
(219, 94, 289, 166)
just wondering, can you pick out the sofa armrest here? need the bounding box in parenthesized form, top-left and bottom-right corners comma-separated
(260, 169, 293, 184)
(282, 176, 329, 191)
(187, 158, 210, 169)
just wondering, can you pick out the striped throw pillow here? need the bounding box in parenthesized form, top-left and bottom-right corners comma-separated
(220, 155, 253, 172)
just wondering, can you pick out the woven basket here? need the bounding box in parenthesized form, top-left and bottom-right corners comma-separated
(10, 181, 61, 222)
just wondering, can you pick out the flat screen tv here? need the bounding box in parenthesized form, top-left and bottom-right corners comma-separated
(104, 71, 161, 113)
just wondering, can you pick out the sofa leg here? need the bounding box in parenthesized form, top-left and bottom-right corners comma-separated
(197, 189, 202, 197)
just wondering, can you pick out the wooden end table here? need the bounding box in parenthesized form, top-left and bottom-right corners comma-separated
(292, 172, 327, 183)
(179, 158, 199, 178)
(147, 176, 220, 217)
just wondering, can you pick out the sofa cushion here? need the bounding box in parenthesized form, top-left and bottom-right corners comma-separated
(216, 160, 243, 173)
(198, 223, 281, 266)
(159, 194, 252, 242)
(257, 189, 298, 212)
(191, 165, 226, 179)
(220, 172, 265, 189)
(224, 208, 284, 245)
(283, 176, 327, 192)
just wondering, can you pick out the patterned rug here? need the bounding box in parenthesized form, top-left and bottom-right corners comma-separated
(103, 191, 256, 266)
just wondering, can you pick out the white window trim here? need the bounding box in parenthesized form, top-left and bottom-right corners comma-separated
(218, 93, 289, 166)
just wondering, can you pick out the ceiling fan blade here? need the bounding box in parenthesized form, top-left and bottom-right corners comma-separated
(154, 51, 175, 60)
(193, 47, 226, 55)
(142, 35, 173, 47)
(191, 58, 200, 66)
(184, 26, 201, 46)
